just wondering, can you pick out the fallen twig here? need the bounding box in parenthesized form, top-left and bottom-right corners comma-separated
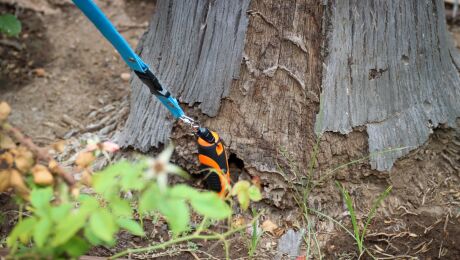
(0, 39, 23, 51)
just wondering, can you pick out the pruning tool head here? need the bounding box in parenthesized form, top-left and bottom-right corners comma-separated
(72, 0, 234, 197)
(195, 127, 231, 197)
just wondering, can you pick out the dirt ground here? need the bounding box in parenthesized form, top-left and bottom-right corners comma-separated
(0, 0, 151, 144)
(0, 1, 459, 259)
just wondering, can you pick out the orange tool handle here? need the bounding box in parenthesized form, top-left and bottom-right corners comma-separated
(196, 128, 230, 197)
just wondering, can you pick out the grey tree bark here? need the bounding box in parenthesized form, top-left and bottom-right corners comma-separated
(116, 0, 250, 149)
(117, 0, 460, 205)
(319, 0, 460, 171)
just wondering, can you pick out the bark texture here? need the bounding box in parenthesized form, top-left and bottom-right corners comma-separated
(117, 0, 325, 206)
(318, 0, 460, 170)
(205, 0, 324, 206)
(116, 0, 250, 150)
(117, 0, 460, 207)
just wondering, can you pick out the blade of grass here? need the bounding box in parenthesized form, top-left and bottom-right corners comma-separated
(310, 217, 322, 259)
(336, 182, 362, 253)
(248, 209, 262, 259)
(307, 207, 357, 240)
(314, 146, 411, 188)
(308, 207, 377, 260)
(360, 186, 392, 245)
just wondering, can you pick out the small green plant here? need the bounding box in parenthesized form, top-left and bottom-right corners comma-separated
(247, 209, 263, 259)
(0, 104, 262, 259)
(0, 14, 21, 37)
(231, 180, 262, 210)
(335, 182, 392, 257)
(278, 95, 324, 259)
(6, 144, 262, 259)
(278, 95, 408, 259)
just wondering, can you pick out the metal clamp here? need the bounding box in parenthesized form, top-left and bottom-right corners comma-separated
(179, 115, 200, 132)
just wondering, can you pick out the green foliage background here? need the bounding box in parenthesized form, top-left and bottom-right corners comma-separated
(0, 14, 21, 36)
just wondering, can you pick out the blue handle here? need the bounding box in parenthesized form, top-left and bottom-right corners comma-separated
(73, 0, 147, 72)
(157, 95, 185, 118)
(72, 0, 185, 118)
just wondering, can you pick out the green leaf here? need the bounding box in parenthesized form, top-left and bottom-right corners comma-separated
(110, 198, 132, 217)
(248, 186, 262, 202)
(232, 181, 251, 210)
(89, 208, 117, 243)
(157, 198, 189, 235)
(117, 218, 145, 236)
(7, 217, 37, 247)
(33, 218, 52, 247)
(78, 195, 99, 216)
(336, 182, 359, 241)
(238, 191, 250, 210)
(120, 171, 145, 191)
(139, 185, 161, 214)
(232, 181, 250, 196)
(190, 192, 231, 220)
(52, 211, 86, 246)
(361, 186, 392, 245)
(119, 161, 148, 191)
(50, 204, 72, 223)
(169, 184, 199, 199)
(84, 225, 102, 246)
(92, 172, 118, 200)
(0, 14, 21, 37)
(30, 187, 53, 209)
(62, 237, 90, 257)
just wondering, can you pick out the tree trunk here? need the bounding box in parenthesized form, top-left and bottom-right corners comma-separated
(320, 0, 460, 171)
(117, 0, 460, 206)
(116, 0, 250, 149)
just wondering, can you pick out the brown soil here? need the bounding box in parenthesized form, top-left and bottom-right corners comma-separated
(0, 0, 153, 144)
(0, 194, 17, 241)
(0, 4, 50, 92)
(327, 213, 460, 260)
(0, 1, 459, 260)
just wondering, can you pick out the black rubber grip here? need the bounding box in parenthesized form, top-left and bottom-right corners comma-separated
(134, 69, 170, 97)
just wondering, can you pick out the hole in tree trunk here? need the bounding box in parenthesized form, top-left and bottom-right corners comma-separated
(228, 153, 245, 169)
(228, 153, 245, 183)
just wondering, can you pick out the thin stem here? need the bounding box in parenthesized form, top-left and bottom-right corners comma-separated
(312, 224, 322, 260)
(138, 211, 144, 230)
(222, 237, 230, 260)
(194, 216, 209, 235)
(18, 204, 23, 223)
(305, 217, 311, 258)
(313, 147, 409, 188)
(110, 215, 260, 259)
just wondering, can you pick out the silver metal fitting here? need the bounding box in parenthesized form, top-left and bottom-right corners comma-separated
(179, 115, 200, 132)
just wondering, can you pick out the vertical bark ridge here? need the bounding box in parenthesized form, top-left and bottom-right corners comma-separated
(318, 0, 460, 171)
(116, 0, 250, 150)
(204, 0, 324, 207)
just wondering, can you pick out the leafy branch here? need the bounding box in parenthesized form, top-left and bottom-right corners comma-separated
(1, 101, 262, 259)
(110, 213, 261, 259)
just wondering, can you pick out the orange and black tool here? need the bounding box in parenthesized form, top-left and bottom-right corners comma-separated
(196, 127, 230, 197)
